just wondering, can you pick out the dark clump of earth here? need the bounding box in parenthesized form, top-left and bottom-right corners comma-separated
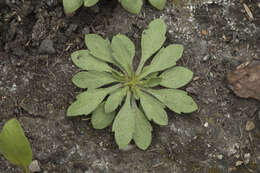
(1, 0, 260, 172)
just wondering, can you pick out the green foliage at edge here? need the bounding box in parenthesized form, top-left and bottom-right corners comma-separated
(0, 119, 32, 173)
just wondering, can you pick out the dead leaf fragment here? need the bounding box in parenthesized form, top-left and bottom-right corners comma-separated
(227, 64, 260, 101)
(245, 121, 255, 131)
(243, 3, 254, 21)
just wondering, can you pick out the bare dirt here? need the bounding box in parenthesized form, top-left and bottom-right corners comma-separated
(1, 0, 260, 173)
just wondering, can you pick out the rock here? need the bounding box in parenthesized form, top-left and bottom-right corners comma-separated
(227, 64, 260, 101)
(29, 160, 41, 172)
(245, 121, 255, 131)
(244, 153, 250, 164)
(217, 154, 223, 160)
(38, 39, 56, 54)
(235, 160, 243, 166)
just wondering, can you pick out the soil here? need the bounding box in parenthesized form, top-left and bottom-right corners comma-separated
(1, 0, 260, 173)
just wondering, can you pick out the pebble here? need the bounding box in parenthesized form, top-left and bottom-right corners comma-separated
(235, 160, 243, 166)
(245, 120, 255, 131)
(217, 154, 223, 160)
(244, 153, 250, 164)
(38, 39, 56, 54)
(29, 160, 41, 172)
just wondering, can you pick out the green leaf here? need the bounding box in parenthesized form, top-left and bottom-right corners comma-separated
(84, 0, 99, 7)
(142, 77, 162, 87)
(160, 66, 193, 88)
(105, 87, 128, 113)
(67, 85, 119, 116)
(137, 19, 166, 74)
(91, 102, 115, 129)
(148, 0, 167, 10)
(72, 71, 117, 89)
(139, 44, 184, 79)
(85, 34, 116, 65)
(133, 106, 152, 150)
(139, 91, 168, 125)
(119, 0, 143, 14)
(0, 119, 32, 173)
(111, 34, 135, 75)
(147, 89, 198, 114)
(71, 50, 112, 72)
(112, 92, 135, 149)
(63, 0, 83, 14)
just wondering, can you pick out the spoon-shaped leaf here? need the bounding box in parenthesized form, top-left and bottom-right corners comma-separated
(72, 71, 117, 89)
(139, 91, 168, 125)
(91, 102, 116, 129)
(147, 89, 198, 114)
(160, 66, 193, 88)
(133, 105, 152, 150)
(71, 50, 112, 72)
(112, 92, 135, 149)
(137, 19, 166, 74)
(0, 119, 32, 173)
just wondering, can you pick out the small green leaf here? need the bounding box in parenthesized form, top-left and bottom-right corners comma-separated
(133, 106, 152, 150)
(111, 34, 135, 75)
(137, 19, 166, 74)
(148, 0, 167, 10)
(72, 71, 117, 89)
(119, 0, 143, 14)
(71, 50, 112, 72)
(85, 34, 116, 65)
(160, 66, 193, 88)
(139, 44, 184, 78)
(139, 91, 168, 125)
(84, 0, 99, 7)
(142, 77, 162, 87)
(0, 119, 32, 173)
(91, 103, 115, 129)
(63, 0, 83, 14)
(147, 89, 198, 114)
(67, 85, 119, 116)
(112, 92, 135, 149)
(105, 87, 128, 113)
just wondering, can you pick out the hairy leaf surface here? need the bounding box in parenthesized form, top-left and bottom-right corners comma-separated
(160, 66, 193, 88)
(139, 91, 168, 125)
(133, 106, 152, 150)
(111, 34, 135, 75)
(91, 103, 115, 129)
(112, 92, 135, 149)
(105, 87, 128, 113)
(85, 34, 116, 64)
(67, 86, 119, 116)
(138, 19, 166, 73)
(71, 50, 111, 72)
(0, 119, 32, 173)
(139, 44, 184, 78)
(72, 71, 117, 89)
(147, 89, 198, 114)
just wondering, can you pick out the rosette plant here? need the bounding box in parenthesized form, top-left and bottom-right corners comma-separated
(63, 0, 167, 15)
(67, 19, 198, 150)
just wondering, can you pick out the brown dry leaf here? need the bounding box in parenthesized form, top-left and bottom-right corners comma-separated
(227, 64, 260, 101)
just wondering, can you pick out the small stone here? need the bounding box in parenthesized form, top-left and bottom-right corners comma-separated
(29, 160, 41, 172)
(217, 154, 223, 160)
(120, 144, 135, 151)
(244, 153, 250, 164)
(245, 121, 255, 131)
(235, 160, 243, 166)
(38, 39, 56, 54)
(204, 122, 209, 128)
